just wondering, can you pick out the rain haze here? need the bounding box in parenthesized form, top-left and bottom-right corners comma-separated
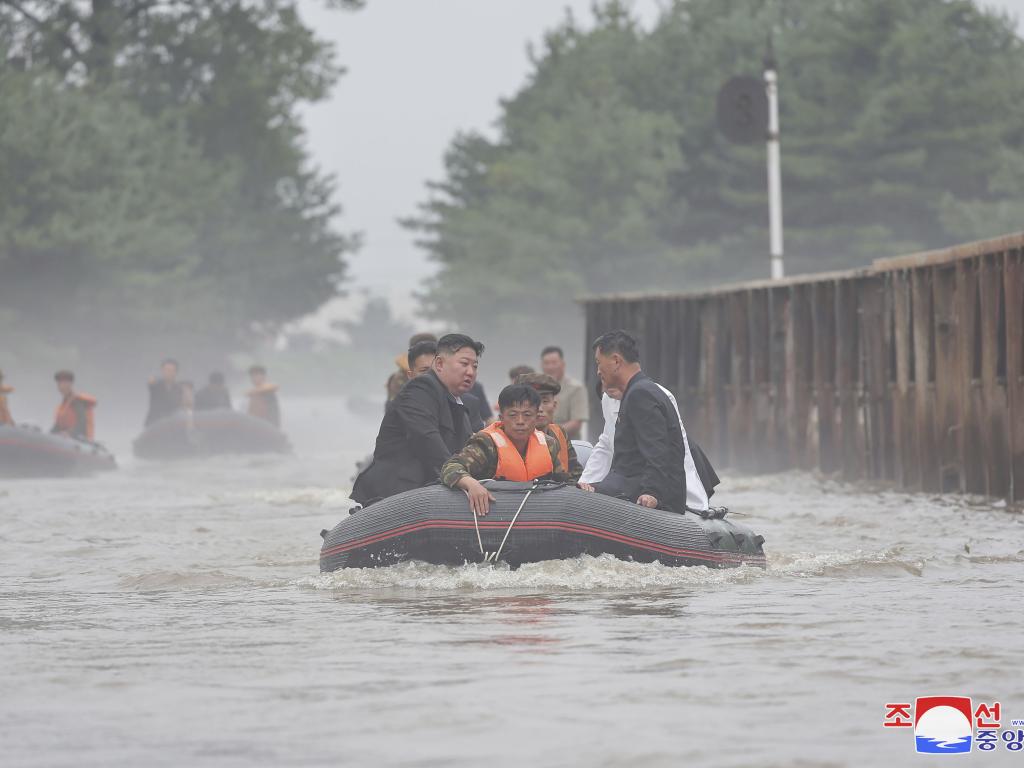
(3, 2, 1024, 766)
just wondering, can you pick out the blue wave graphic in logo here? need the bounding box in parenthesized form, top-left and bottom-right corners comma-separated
(916, 735, 972, 754)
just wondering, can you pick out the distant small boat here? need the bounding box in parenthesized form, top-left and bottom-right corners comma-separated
(132, 409, 290, 460)
(0, 424, 117, 478)
(320, 480, 766, 571)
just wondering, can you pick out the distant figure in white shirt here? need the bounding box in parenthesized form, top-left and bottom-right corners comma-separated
(580, 385, 713, 511)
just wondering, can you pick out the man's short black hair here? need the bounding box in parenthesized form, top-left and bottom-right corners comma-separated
(437, 333, 484, 357)
(407, 340, 438, 364)
(209, 371, 225, 385)
(54, 369, 75, 382)
(540, 345, 563, 359)
(161, 357, 179, 369)
(497, 384, 541, 411)
(249, 364, 267, 375)
(592, 330, 640, 363)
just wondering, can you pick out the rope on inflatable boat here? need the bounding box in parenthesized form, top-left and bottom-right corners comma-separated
(473, 482, 536, 563)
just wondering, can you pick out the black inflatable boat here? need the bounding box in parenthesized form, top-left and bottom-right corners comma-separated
(320, 481, 766, 571)
(0, 424, 117, 478)
(133, 409, 290, 460)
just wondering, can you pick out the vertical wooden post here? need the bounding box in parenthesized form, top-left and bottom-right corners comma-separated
(891, 271, 917, 488)
(836, 278, 862, 480)
(812, 280, 838, 474)
(1005, 249, 1024, 502)
(932, 266, 961, 492)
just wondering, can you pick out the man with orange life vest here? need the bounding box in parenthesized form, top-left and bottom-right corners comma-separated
(440, 384, 572, 516)
(0, 369, 14, 426)
(514, 372, 583, 482)
(51, 370, 97, 441)
(247, 365, 280, 428)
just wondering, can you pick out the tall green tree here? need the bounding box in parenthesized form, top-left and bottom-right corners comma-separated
(408, 0, 1024, 351)
(0, 0, 360, 382)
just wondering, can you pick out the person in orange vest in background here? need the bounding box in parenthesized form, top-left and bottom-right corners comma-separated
(0, 369, 14, 426)
(515, 372, 583, 482)
(247, 364, 280, 428)
(440, 384, 572, 516)
(51, 370, 97, 441)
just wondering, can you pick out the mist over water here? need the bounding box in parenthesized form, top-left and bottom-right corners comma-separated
(1, 397, 1021, 766)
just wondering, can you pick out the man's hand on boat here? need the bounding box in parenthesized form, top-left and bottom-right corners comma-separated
(455, 476, 496, 516)
(637, 494, 659, 508)
(577, 482, 595, 492)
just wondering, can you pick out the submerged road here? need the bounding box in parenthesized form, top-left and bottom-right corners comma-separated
(1, 398, 1022, 767)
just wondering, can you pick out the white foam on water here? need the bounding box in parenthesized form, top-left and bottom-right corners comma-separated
(295, 543, 934, 592)
(206, 486, 353, 509)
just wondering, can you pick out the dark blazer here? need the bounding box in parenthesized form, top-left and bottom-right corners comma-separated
(351, 369, 473, 505)
(609, 371, 687, 512)
(145, 380, 183, 426)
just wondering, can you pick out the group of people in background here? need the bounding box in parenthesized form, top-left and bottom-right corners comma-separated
(354, 329, 718, 517)
(145, 358, 281, 430)
(0, 359, 281, 444)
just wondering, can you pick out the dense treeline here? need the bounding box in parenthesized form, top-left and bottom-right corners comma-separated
(0, 0, 359, 381)
(408, 0, 1024, 351)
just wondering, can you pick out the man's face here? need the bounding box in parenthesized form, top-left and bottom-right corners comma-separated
(161, 363, 178, 383)
(536, 392, 557, 428)
(56, 379, 72, 397)
(406, 353, 435, 380)
(250, 371, 266, 387)
(434, 347, 478, 396)
(541, 352, 565, 381)
(500, 401, 539, 442)
(595, 350, 621, 391)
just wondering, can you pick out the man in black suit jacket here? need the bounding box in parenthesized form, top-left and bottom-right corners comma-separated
(580, 330, 687, 513)
(352, 333, 484, 506)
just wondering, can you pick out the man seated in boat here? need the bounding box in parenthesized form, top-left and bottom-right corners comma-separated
(404, 339, 438, 382)
(51, 370, 98, 441)
(145, 358, 184, 426)
(514, 372, 583, 482)
(578, 330, 686, 512)
(247, 365, 280, 427)
(440, 384, 573, 516)
(195, 371, 233, 411)
(580, 383, 718, 512)
(352, 333, 484, 506)
(387, 332, 438, 403)
(0, 369, 14, 426)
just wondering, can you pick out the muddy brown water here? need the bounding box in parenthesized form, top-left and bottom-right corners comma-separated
(2, 398, 1022, 767)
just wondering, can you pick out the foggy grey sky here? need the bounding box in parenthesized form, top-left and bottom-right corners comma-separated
(297, 0, 1024, 329)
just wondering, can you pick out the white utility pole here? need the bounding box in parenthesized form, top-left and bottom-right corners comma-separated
(764, 51, 785, 280)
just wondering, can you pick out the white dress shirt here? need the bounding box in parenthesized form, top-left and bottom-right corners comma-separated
(580, 388, 710, 511)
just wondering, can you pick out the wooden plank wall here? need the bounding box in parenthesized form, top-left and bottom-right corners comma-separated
(582, 234, 1024, 502)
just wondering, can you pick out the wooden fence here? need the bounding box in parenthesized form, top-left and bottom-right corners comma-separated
(581, 232, 1024, 501)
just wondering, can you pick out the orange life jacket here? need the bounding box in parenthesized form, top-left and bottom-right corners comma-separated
(0, 385, 13, 426)
(547, 423, 570, 473)
(482, 422, 553, 481)
(54, 392, 97, 440)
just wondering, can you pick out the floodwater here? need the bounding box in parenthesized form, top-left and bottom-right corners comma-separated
(2, 398, 1022, 767)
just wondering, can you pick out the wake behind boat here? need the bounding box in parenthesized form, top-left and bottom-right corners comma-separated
(320, 481, 766, 571)
(132, 408, 290, 460)
(0, 424, 117, 478)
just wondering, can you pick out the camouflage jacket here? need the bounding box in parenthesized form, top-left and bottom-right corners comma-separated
(441, 426, 573, 487)
(548, 423, 583, 483)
